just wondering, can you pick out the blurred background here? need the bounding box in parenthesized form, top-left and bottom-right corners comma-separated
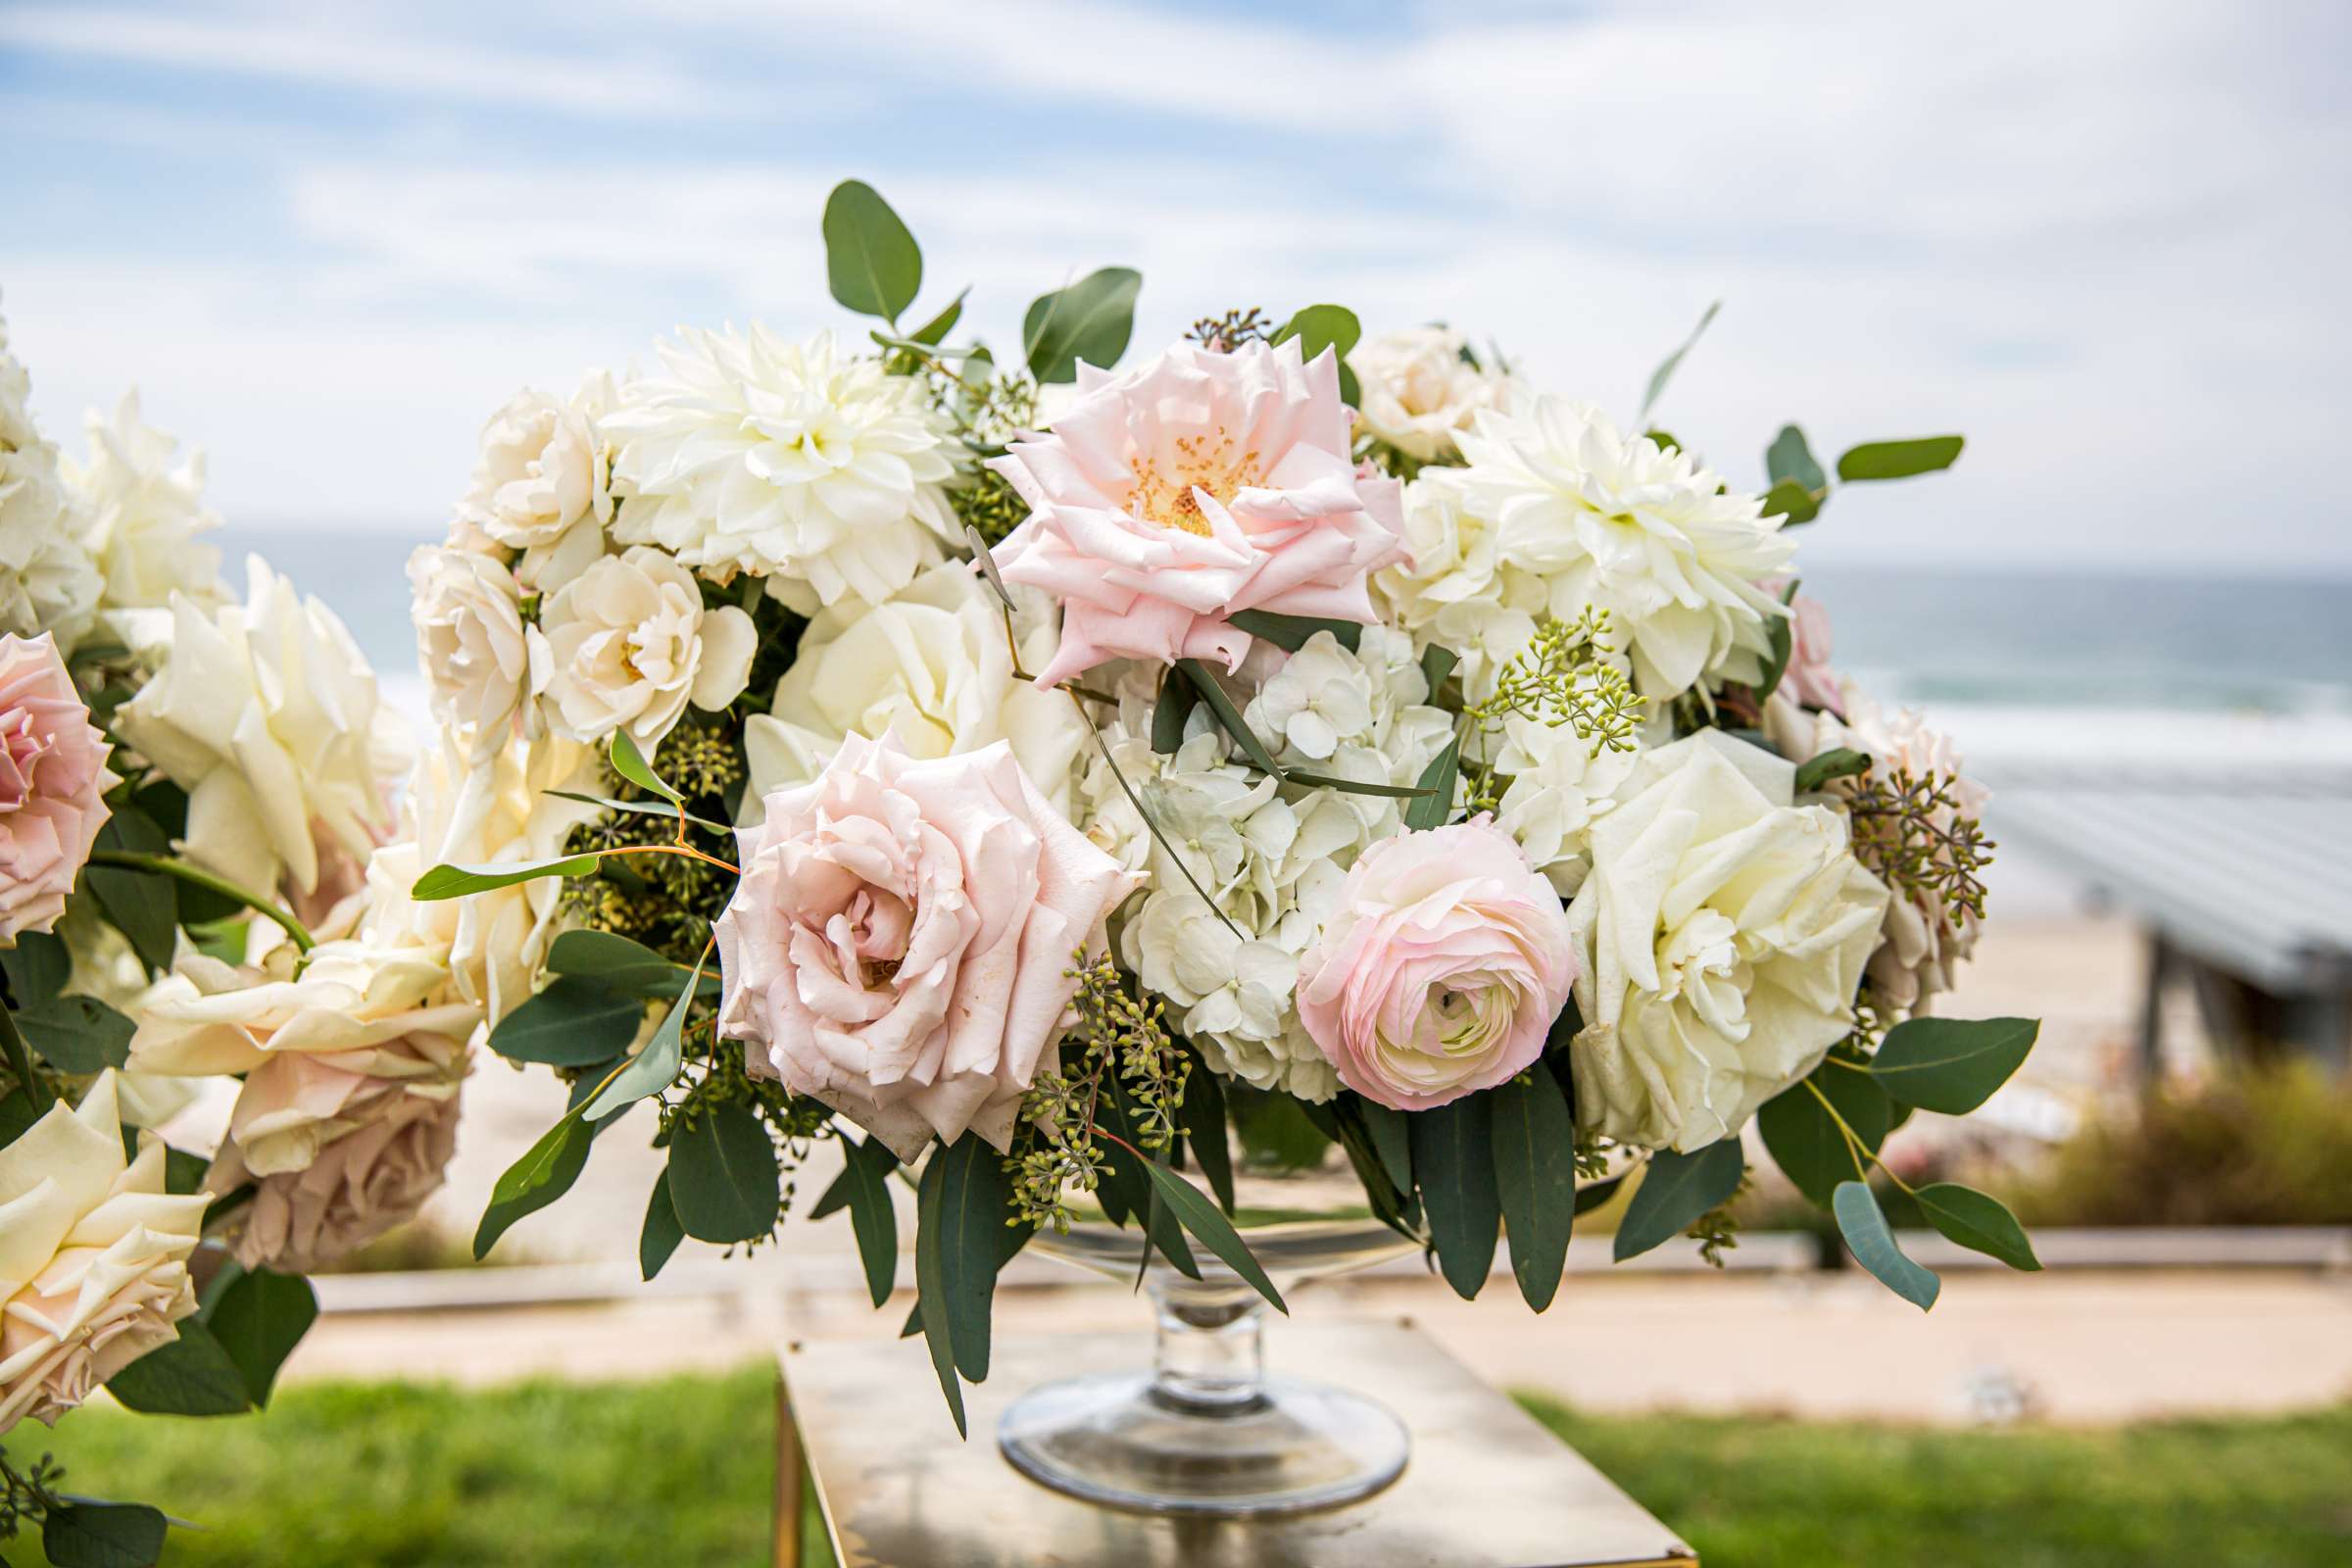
(6, 3, 2350, 1564)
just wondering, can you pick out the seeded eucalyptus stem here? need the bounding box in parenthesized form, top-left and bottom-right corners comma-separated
(85, 850, 316, 955)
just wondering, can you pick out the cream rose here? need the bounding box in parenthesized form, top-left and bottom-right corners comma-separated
(0, 632, 119, 942)
(536, 545, 756, 749)
(0, 1071, 207, 1434)
(1348, 325, 1513, 463)
(113, 555, 406, 899)
(61, 391, 226, 611)
(1296, 816, 1575, 1111)
(409, 545, 541, 762)
(125, 943, 477, 1272)
(741, 561, 1087, 823)
(717, 735, 1138, 1160)
(1567, 730, 1889, 1152)
(453, 376, 613, 590)
(0, 310, 103, 654)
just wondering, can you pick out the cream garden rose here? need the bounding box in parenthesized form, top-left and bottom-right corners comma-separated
(126, 944, 478, 1273)
(0, 632, 118, 942)
(1566, 730, 1889, 1152)
(0, 308, 101, 653)
(61, 391, 226, 611)
(536, 545, 756, 749)
(453, 376, 614, 590)
(0, 1071, 207, 1434)
(409, 545, 540, 761)
(1348, 325, 1512, 463)
(741, 561, 1087, 821)
(717, 735, 1137, 1160)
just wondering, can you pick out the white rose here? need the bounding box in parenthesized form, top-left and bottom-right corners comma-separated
(1567, 730, 1889, 1152)
(409, 546, 542, 762)
(741, 562, 1086, 822)
(114, 555, 407, 897)
(1348, 325, 1512, 462)
(0, 310, 103, 654)
(0, 1071, 207, 1434)
(453, 375, 613, 590)
(361, 735, 602, 1023)
(61, 391, 225, 611)
(536, 545, 756, 749)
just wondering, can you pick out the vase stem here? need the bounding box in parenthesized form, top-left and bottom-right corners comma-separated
(1150, 1282, 1267, 1414)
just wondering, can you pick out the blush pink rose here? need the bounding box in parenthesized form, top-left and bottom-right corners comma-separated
(987, 338, 1406, 688)
(1782, 592, 1844, 716)
(717, 734, 1139, 1160)
(1296, 816, 1577, 1111)
(0, 632, 117, 943)
(209, 1084, 463, 1275)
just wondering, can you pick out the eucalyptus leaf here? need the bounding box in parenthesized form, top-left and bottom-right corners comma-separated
(1177, 658, 1284, 777)
(581, 944, 710, 1121)
(906, 286, 968, 347)
(1226, 608, 1362, 654)
(0, 930, 69, 1005)
(913, 1151, 968, 1435)
(1418, 644, 1459, 705)
(1492, 1070, 1577, 1311)
(487, 976, 646, 1067)
(1869, 1016, 2039, 1114)
(1023, 267, 1142, 383)
(1150, 671, 1198, 755)
(668, 1101, 780, 1244)
(1403, 733, 1461, 832)
(473, 1111, 592, 1258)
(105, 1319, 251, 1415)
(838, 1134, 902, 1307)
(207, 1266, 317, 1407)
(1837, 435, 1964, 481)
(822, 178, 922, 322)
(1271, 303, 1363, 402)
(412, 855, 601, 901)
(919, 1134, 1020, 1387)
(1573, 1173, 1627, 1215)
(1834, 1181, 1940, 1309)
(1411, 1092, 1500, 1298)
(87, 809, 177, 973)
(1766, 424, 1827, 492)
(547, 929, 717, 1000)
(640, 1167, 685, 1281)
(1758, 1062, 1893, 1209)
(1175, 1052, 1237, 1215)
(1356, 1099, 1412, 1198)
(1639, 300, 1720, 422)
(1138, 1159, 1285, 1312)
(1761, 476, 1823, 526)
(42, 1499, 170, 1568)
(1794, 747, 1872, 794)
(543, 790, 728, 833)
(1915, 1182, 2042, 1272)
(15, 994, 135, 1074)
(1613, 1139, 1743, 1262)
(608, 729, 682, 805)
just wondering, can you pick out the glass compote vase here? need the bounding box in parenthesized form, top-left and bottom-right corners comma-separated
(997, 1098, 1420, 1518)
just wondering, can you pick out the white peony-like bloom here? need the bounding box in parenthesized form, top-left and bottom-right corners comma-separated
(114, 556, 407, 898)
(1372, 478, 1544, 702)
(741, 561, 1088, 823)
(0, 312, 101, 653)
(409, 545, 541, 762)
(0, 1071, 207, 1435)
(451, 375, 614, 591)
(1566, 730, 1888, 1152)
(361, 735, 602, 1023)
(1428, 399, 1792, 701)
(61, 391, 225, 611)
(535, 545, 757, 749)
(1348, 325, 1512, 463)
(605, 326, 959, 612)
(1493, 713, 1642, 895)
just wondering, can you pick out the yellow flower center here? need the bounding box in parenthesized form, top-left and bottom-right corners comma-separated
(1131, 427, 1263, 537)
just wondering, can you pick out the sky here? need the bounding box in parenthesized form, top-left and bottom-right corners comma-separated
(4, 0, 2349, 574)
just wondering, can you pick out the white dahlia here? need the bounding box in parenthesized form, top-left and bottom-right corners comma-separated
(61, 391, 226, 611)
(605, 326, 959, 613)
(1431, 399, 1792, 701)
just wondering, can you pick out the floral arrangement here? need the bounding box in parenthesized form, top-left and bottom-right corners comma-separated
(0, 300, 426, 1565)
(374, 181, 2040, 1432)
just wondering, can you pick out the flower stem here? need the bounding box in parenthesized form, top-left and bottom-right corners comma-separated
(1800, 1075, 1915, 1195)
(85, 850, 316, 954)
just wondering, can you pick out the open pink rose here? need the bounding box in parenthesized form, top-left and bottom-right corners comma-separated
(1782, 591, 1843, 716)
(718, 734, 1138, 1159)
(988, 338, 1405, 688)
(1297, 816, 1576, 1111)
(0, 632, 117, 943)
(209, 1085, 463, 1275)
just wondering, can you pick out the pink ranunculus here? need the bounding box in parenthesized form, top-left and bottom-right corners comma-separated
(1783, 592, 1844, 716)
(987, 338, 1406, 688)
(1296, 816, 1577, 1111)
(717, 734, 1139, 1160)
(0, 632, 117, 943)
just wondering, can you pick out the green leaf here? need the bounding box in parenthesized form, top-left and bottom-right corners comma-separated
(1869, 1016, 2039, 1114)
(912, 1149, 968, 1436)
(1150, 671, 1198, 755)
(1418, 644, 1459, 703)
(43, 1500, 170, 1568)
(906, 286, 967, 347)
(608, 729, 682, 806)
(1758, 1061, 1893, 1208)
(1403, 733, 1461, 832)
(547, 929, 717, 1001)
(1138, 1159, 1287, 1313)
(1613, 1139, 1743, 1262)
(1, 930, 70, 1005)
(1272, 303, 1363, 403)
(1766, 424, 1827, 493)
(1639, 300, 1720, 422)
(206, 1266, 317, 1407)
(487, 976, 645, 1067)
(1174, 1054, 1236, 1215)
(543, 790, 728, 833)
(1491, 1071, 1577, 1311)
(667, 1101, 781, 1245)
(1411, 1093, 1499, 1298)
(1761, 475, 1823, 526)
(1793, 747, 1872, 794)
(838, 1134, 902, 1308)
(1023, 267, 1142, 383)
(15, 995, 135, 1074)
(1176, 659, 1284, 777)
(1644, 428, 1680, 453)
(1280, 770, 1433, 801)
(1837, 435, 1964, 482)
(412, 855, 602, 901)
(105, 1319, 252, 1415)
(1573, 1173, 1626, 1215)
(580, 944, 710, 1121)
(1225, 608, 1362, 654)
(822, 178, 922, 322)
(640, 1167, 685, 1281)
(87, 809, 177, 973)
(473, 1111, 592, 1258)
(1356, 1099, 1412, 1199)
(1834, 1181, 1940, 1309)
(1915, 1182, 2041, 1272)
(920, 1134, 1020, 1386)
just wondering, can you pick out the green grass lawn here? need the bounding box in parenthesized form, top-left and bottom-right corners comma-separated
(11, 1370, 2349, 1566)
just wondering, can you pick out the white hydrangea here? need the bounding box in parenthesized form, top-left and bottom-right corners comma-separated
(0, 308, 101, 651)
(61, 391, 225, 611)
(604, 326, 960, 613)
(1411, 398, 1793, 702)
(1492, 713, 1642, 895)
(1095, 630, 1454, 1100)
